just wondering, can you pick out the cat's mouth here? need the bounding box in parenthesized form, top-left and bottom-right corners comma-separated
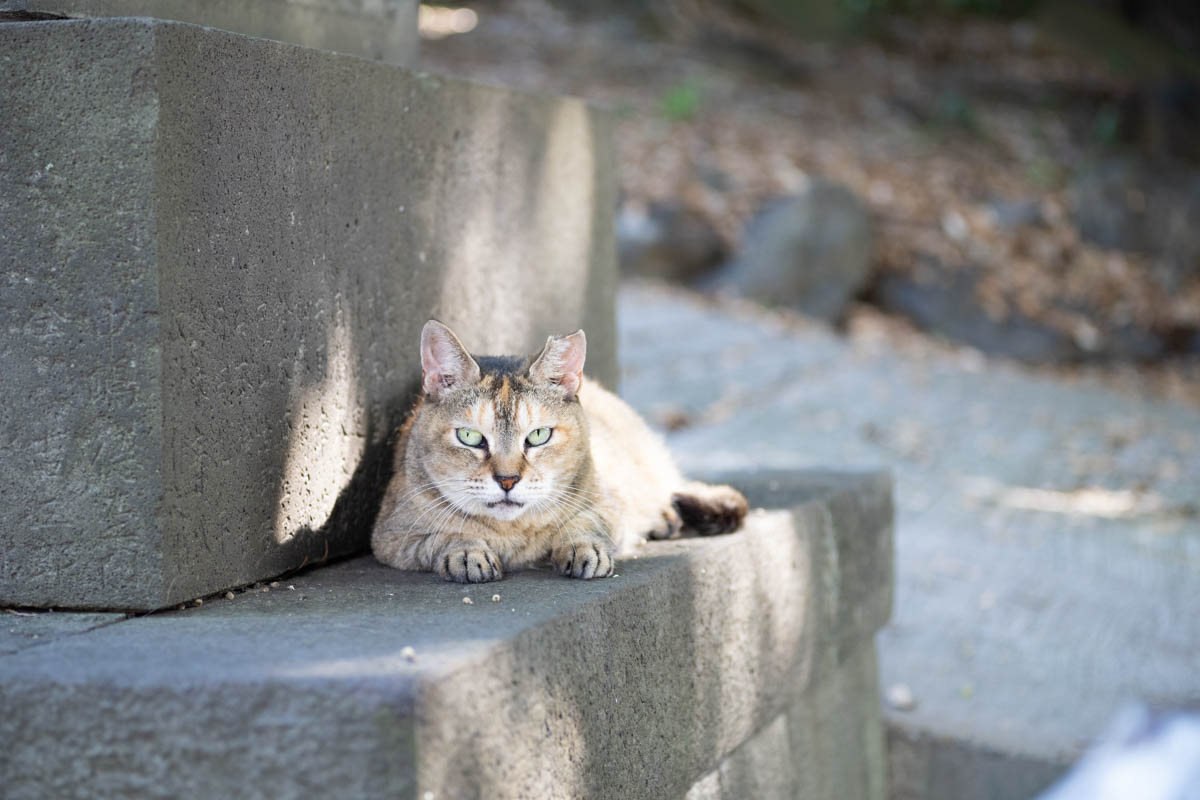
(486, 499, 524, 509)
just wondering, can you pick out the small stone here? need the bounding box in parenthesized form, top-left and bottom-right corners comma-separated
(983, 198, 1042, 229)
(491, 594, 500, 602)
(224, 591, 235, 600)
(287, 585, 295, 590)
(194, 598, 203, 607)
(401, 646, 416, 662)
(887, 683, 917, 711)
(462, 597, 473, 605)
(978, 590, 997, 610)
(269, 581, 280, 588)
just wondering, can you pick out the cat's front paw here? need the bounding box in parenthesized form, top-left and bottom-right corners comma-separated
(438, 545, 503, 583)
(552, 542, 615, 580)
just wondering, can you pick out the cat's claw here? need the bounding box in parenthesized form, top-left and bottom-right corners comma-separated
(553, 543, 615, 580)
(440, 547, 503, 583)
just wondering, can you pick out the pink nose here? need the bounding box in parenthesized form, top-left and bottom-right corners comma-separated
(494, 474, 520, 492)
(492, 472, 520, 491)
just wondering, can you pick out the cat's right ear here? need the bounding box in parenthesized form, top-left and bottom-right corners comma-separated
(529, 330, 586, 398)
(420, 320, 481, 399)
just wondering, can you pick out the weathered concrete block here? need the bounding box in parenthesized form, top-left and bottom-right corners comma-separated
(0, 18, 617, 609)
(0, 472, 893, 799)
(886, 724, 1066, 800)
(686, 643, 887, 800)
(27, 0, 420, 63)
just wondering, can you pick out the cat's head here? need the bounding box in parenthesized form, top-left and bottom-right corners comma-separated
(408, 320, 591, 522)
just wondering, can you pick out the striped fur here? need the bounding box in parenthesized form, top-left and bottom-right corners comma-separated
(371, 321, 747, 583)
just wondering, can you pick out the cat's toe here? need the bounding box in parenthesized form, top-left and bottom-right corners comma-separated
(440, 547, 503, 583)
(645, 506, 683, 540)
(553, 543, 614, 580)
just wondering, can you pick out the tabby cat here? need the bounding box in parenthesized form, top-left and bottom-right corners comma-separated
(370, 320, 747, 583)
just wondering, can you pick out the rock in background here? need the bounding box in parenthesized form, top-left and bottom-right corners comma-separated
(1072, 158, 1200, 295)
(873, 259, 1082, 364)
(617, 199, 727, 284)
(871, 256, 1170, 364)
(715, 179, 873, 322)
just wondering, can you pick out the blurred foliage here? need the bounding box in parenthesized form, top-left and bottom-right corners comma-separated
(1090, 103, 1122, 146)
(933, 89, 977, 131)
(660, 81, 704, 121)
(1025, 156, 1066, 189)
(732, 0, 1042, 38)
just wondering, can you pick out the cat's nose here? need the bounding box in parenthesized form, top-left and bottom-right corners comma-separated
(494, 474, 521, 492)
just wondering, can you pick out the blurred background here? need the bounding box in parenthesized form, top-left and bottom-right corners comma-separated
(420, 0, 1200, 384)
(418, 2, 1199, 797)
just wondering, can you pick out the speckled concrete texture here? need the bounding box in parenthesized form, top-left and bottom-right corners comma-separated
(0, 18, 617, 609)
(0, 473, 892, 799)
(686, 643, 886, 800)
(27, 0, 420, 64)
(0, 610, 124, 655)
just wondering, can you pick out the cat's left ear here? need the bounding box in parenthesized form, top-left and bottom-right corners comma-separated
(529, 330, 586, 398)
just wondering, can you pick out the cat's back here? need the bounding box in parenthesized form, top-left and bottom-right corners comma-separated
(579, 379, 664, 452)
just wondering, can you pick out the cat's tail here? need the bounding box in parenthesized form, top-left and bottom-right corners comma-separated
(671, 482, 749, 536)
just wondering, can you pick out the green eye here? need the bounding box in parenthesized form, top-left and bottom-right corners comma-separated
(456, 428, 485, 448)
(525, 427, 552, 447)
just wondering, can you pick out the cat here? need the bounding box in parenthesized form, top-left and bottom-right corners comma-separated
(370, 320, 748, 583)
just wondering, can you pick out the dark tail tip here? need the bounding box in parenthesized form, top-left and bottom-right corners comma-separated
(672, 483, 748, 536)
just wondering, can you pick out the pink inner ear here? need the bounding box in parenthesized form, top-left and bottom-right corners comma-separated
(535, 331, 586, 396)
(420, 321, 478, 396)
(558, 340, 585, 394)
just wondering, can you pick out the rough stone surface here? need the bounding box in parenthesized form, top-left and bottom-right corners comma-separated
(717, 180, 873, 321)
(0, 474, 893, 799)
(0, 18, 617, 610)
(686, 642, 887, 800)
(27, 0, 420, 64)
(0, 611, 124, 655)
(616, 282, 1200, 799)
(887, 725, 1066, 800)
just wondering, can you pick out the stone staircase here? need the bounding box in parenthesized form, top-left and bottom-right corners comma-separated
(1, 471, 893, 799)
(0, 7, 893, 798)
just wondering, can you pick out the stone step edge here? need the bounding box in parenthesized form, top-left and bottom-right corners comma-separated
(0, 470, 894, 799)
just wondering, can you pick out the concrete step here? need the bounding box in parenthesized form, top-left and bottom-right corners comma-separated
(0, 17, 617, 610)
(0, 471, 893, 800)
